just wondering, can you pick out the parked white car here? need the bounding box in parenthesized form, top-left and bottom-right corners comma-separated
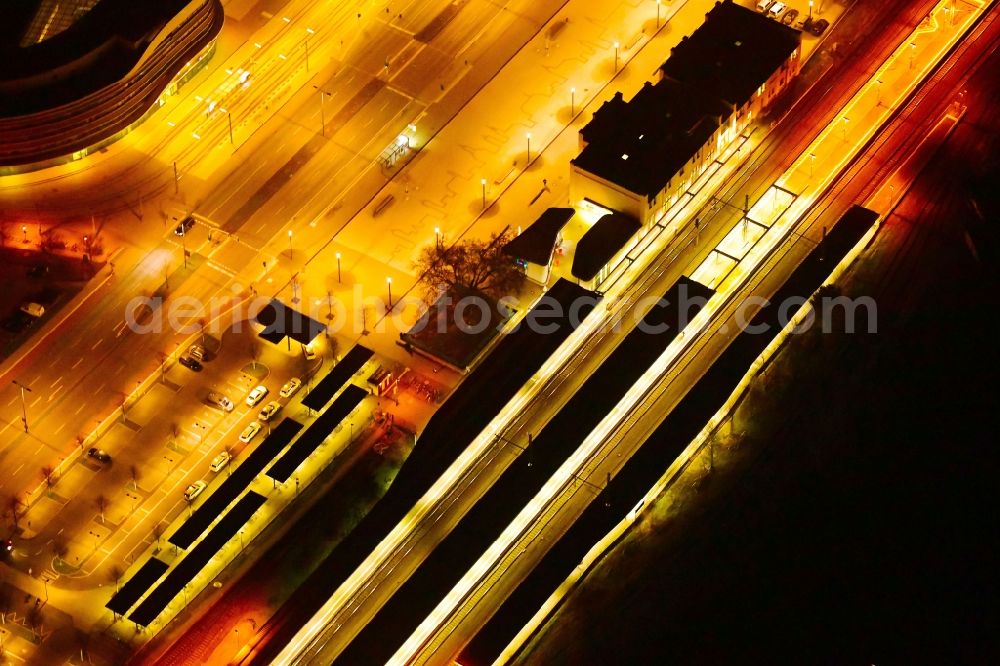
(259, 401, 282, 422)
(279, 377, 302, 398)
(246, 385, 268, 407)
(209, 451, 231, 472)
(239, 422, 262, 443)
(184, 480, 207, 501)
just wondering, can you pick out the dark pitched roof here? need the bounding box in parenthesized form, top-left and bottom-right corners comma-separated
(572, 78, 732, 198)
(659, 0, 800, 108)
(255, 299, 326, 346)
(503, 207, 575, 265)
(572, 211, 641, 282)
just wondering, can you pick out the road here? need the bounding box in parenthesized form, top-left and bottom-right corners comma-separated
(0, 0, 566, 609)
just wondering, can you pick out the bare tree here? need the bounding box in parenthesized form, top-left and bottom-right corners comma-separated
(41, 466, 56, 489)
(152, 523, 164, 551)
(6, 496, 24, 529)
(413, 228, 525, 300)
(95, 495, 109, 524)
(249, 340, 260, 370)
(108, 565, 123, 592)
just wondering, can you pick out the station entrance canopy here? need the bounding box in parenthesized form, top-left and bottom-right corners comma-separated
(254, 299, 325, 346)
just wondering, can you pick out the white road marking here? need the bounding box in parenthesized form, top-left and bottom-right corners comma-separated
(91, 339, 103, 350)
(71, 357, 84, 369)
(49, 375, 64, 388)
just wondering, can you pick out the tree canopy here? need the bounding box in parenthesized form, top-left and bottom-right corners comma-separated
(414, 228, 525, 300)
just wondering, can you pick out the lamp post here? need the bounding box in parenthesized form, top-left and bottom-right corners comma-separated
(434, 226, 441, 246)
(287, 229, 293, 258)
(313, 86, 332, 136)
(570, 87, 575, 115)
(481, 178, 487, 208)
(656, 0, 662, 28)
(12, 380, 31, 433)
(808, 0, 813, 19)
(875, 79, 883, 106)
(222, 108, 234, 145)
(909, 41, 916, 70)
(842, 116, 849, 142)
(613, 41, 620, 71)
(525, 132, 531, 162)
(809, 152, 816, 179)
(305, 28, 314, 71)
(386, 277, 393, 309)
(336, 251, 342, 282)
(21, 225, 27, 243)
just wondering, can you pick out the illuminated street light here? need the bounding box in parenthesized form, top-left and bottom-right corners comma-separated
(21, 225, 27, 243)
(386, 277, 393, 309)
(875, 79, 883, 106)
(909, 41, 916, 70)
(570, 86, 576, 115)
(526, 132, 532, 162)
(808, 0, 813, 19)
(12, 380, 31, 432)
(221, 107, 234, 145)
(314, 86, 333, 136)
(809, 152, 816, 179)
(481, 178, 487, 209)
(842, 116, 849, 142)
(305, 28, 315, 72)
(435, 226, 441, 246)
(656, 0, 662, 29)
(336, 251, 342, 282)
(287, 229, 293, 258)
(613, 41, 620, 71)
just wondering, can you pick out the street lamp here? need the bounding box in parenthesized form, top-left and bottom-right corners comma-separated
(613, 41, 620, 71)
(336, 251, 342, 282)
(841, 116, 849, 142)
(481, 178, 487, 208)
(570, 86, 576, 115)
(313, 86, 332, 136)
(909, 41, 916, 70)
(21, 225, 27, 243)
(809, 152, 816, 179)
(525, 132, 531, 162)
(808, 0, 813, 19)
(304, 28, 315, 72)
(287, 229, 293, 257)
(12, 380, 31, 432)
(221, 108, 234, 145)
(875, 79, 883, 106)
(434, 226, 441, 246)
(386, 277, 393, 309)
(656, 0, 662, 29)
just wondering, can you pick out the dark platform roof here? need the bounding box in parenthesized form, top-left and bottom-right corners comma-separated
(267, 384, 368, 483)
(503, 208, 575, 266)
(255, 299, 326, 347)
(301, 345, 373, 411)
(572, 211, 642, 282)
(659, 0, 800, 108)
(130, 491, 266, 626)
(336, 277, 716, 664)
(106, 557, 168, 616)
(240, 280, 602, 665)
(572, 78, 733, 198)
(167, 418, 303, 550)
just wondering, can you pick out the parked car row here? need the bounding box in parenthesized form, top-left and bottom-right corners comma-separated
(755, 1, 828, 35)
(3, 302, 46, 334)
